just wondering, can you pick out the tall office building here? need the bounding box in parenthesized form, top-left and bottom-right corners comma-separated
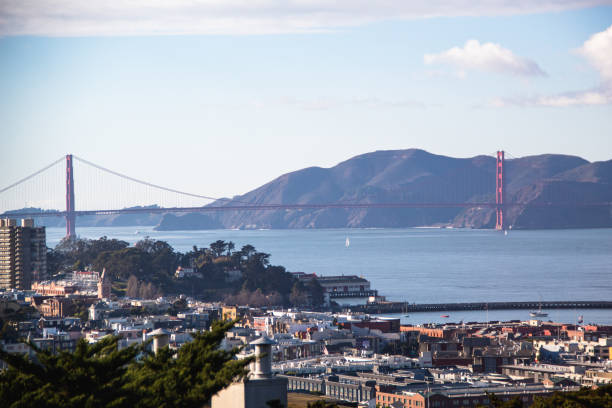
(0, 218, 47, 290)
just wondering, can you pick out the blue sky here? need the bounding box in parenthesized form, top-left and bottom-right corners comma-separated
(1, 1, 611, 205)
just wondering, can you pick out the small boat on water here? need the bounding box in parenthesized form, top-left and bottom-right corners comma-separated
(402, 303, 410, 318)
(440, 314, 449, 318)
(530, 302, 548, 318)
(345, 237, 350, 248)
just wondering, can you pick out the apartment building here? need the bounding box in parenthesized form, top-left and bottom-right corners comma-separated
(0, 218, 47, 290)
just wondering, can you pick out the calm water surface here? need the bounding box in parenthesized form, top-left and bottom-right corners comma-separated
(47, 227, 612, 323)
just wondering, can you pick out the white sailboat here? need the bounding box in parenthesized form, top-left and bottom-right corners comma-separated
(345, 237, 350, 248)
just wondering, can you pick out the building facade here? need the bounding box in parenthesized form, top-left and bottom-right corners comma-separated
(97, 269, 111, 299)
(0, 218, 47, 290)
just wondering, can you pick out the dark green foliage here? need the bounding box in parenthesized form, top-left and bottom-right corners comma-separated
(477, 392, 523, 408)
(304, 278, 325, 307)
(124, 319, 253, 408)
(49, 238, 322, 307)
(0, 336, 139, 408)
(209, 240, 228, 258)
(0, 320, 19, 341)
(0, 301, 38, 341)
(531, 384, 612, 408)
(93, 247, 151, 280)
(70, 299, 90, 322)
(52, 236, 130, 273)
(479, 386, 612, 408)
(306, 401, 339, 408)
(0, 320, 252, 408)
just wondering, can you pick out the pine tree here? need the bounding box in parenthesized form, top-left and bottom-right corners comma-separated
(0, 335, 140, 408)
(125, 319, 253, 408)
(0, 320, 252, 408)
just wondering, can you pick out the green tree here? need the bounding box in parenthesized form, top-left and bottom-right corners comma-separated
(480, 386, 612, 408)
(531, 384, 612, 408)
(0, 335, 140, 408)
(290, 282, 308, 306)
(52, 236, 130, 274)
(240, 244, 256, 261)
(124, 319, 253, 408)
(210, 240, 228, 258)
(306, 401, 339, 408)
(304, 278, 325, 307)
(0, 320, 253, 408)
(476, 393, 523, 408)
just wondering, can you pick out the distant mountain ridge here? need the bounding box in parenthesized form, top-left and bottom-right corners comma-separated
(5, 150, 611, 230)
(159, 149, 612, 230)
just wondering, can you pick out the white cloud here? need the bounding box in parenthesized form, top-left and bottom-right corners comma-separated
(424, 40, 546, 77)
(491, 88, 612, 107)
(0, 0, 611, 37)
(578, 24, 612, 84)
(491, 24, 612, 107)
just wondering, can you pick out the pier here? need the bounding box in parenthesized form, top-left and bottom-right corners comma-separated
(351, 300, 612, 314)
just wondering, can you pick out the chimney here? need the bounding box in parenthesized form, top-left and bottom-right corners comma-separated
(150, 328, 170, 354)
(250, 336, 276, 379)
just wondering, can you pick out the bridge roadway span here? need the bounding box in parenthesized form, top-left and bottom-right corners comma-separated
(7, 200, 612, 219)
(352, 300, 612, 314)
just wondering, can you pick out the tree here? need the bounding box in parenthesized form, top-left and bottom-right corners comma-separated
(480, 385, 612, 408)
(0, 320, 19, 342)
(227, 241, 235, 256)
(290, 282, 308, 306)
(51, 236, 130, 274)
(93, 248, 149, 281)
(307, 401, 339, 408)
(267, 291, 283, 306)
(210, 240, 228, 258)
(531, 384, 612, 408)
(240, 244, 256, 260)
(0, 336, 140, 408)
(0, 320, 252, 408)
(305, 278, 325, 307)
(124, 319, 253, 408)
(126, 275, 139, 298)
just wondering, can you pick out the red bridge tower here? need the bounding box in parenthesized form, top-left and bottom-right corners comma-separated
(495, 150, 505, 230)
(66, 154, 76, 238)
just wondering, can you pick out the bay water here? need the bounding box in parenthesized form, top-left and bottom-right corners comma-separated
(46, 227, 612, 324)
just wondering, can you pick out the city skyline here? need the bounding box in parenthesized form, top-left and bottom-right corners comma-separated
(1, 2, 611, 199)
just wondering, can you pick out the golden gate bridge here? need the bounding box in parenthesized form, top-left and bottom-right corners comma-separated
(1, 152, 609, 238)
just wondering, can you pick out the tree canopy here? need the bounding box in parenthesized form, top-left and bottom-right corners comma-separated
(479, 385, 612, 408)
(47, 237, 325, 307)
(0, 320, 252, 408)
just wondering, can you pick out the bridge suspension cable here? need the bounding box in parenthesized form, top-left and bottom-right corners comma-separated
(72, 155, 227, 203)
(0, 156, 64, 195)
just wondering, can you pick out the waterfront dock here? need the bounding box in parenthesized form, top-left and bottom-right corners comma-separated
(352, 300, 612, 314)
